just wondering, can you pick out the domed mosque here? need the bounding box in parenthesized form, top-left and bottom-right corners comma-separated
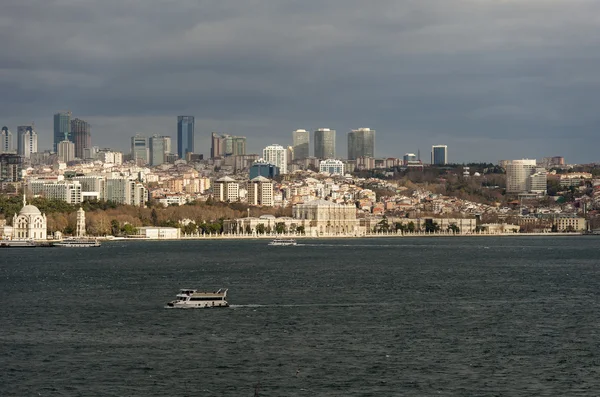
(12, 195, 47, 240)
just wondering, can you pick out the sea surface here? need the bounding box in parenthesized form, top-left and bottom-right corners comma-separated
(1, 236, 599, 396)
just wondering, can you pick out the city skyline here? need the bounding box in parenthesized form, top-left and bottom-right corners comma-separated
(2, 2, 600, 163)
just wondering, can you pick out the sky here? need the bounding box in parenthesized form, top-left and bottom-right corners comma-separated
(1, 0, 600, 164)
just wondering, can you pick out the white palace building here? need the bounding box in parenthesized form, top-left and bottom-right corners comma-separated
(224, 199, 362, 236)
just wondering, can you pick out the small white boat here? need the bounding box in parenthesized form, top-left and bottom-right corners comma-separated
(268, 238, 297, 246)
(54, 238, 101, 248)
(166, 288, 229, 309)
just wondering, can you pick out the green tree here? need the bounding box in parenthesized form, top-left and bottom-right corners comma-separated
(296, 225, 305, 234)
(121, 223, 137, 236)
(111, 219, 120, 236)
(407, 221, 415, 232)
(256, 223, 266, 234)
(275, 222, 287, 234)
(447, 224, 460, 234)
(151, 208, 158, 226)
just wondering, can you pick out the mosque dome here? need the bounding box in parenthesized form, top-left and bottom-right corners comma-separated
(19, 205, 42, 216)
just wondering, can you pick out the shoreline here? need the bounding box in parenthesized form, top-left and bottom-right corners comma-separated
(96, 232, 590, 242)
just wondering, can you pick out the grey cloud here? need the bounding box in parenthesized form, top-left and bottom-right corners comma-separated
(1, 0, 600, 162)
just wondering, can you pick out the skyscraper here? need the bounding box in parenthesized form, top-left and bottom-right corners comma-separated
(54, 111, 71, 152)
(314, 128, 335, 159)
(211, 133, 246, 158)
(177, 116, 194, 159)
(431, 145, 448, 165)
(71, 118, 91, 159)
(292, 129, 310, 160)
(347, 128, 375, 160)
(262, 144, 287, 174)
(505, 159, 547, 194)
(17, 126, 37, 158)
(1, 127, 12, 153)
(131, 135, 149, 165)
(149, 135, 169, 166)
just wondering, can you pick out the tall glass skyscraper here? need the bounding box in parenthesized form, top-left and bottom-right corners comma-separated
(431, 145, 448, 165)
(54, 111, 71, 152)
(292, 129, 310, 160)
(347, 128, 375, 160)
(1, 127, 12, 153)
(313, 128, 335, 159)
(177, 116, 195, 159)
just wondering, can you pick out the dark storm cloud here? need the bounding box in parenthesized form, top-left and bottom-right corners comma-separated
(1, 0, 600, 162)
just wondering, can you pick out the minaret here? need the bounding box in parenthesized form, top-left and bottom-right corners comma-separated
(76, 207, 86, 237)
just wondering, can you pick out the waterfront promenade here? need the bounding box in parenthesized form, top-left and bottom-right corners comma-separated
(101, 230, 585, 241)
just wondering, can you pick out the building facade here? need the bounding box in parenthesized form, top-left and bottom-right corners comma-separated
(314, 128, 335, 159)
(292, 129, 310, 160)
(0, 153, 22, 182)
(53, 111, 71, 152)
(150, 135, 169, 166)
(12, 198, 47, 240)
(505, 159, 547, 195)
(71, 118, 91, 159)
(249, 160, 279, 179)
(247, 176, 274, 206)
(292, 199, 358, 235)
(262, 144, 287, 174)
(57, 139, 75, 163)
(319, 159, 345, 175)
(431, 145, 447, 165)
(177, 116, 194, 159)
(17, 125, 37, 158)
(347, 128, 375, 160)
(213, 176, 240, 202)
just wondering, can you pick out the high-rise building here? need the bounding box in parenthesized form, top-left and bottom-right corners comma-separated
(262, 144, 287, 174)
(131, 135, 149, 165)
(149, 135, 169, 166)
(177, 116, 194, 159)
(505, 159, 547, 194)
(292, 129, 310, 160)
(71, 118, 91, 159)
(247, 176, 274, 206)
(213, 176, 240, 202)
(314, 128, 335, 159)
(431, 145, 448, 165)
(1, 127, 12, 153)
(0, 153, 22, 182)
(211, 133, 246, 158)
(249, 159, 279, 179)
(57, 139, 75, 163)
(347, 128, 375, 160)
(54, 111, 71, 152)
(18, 126, 37, 158)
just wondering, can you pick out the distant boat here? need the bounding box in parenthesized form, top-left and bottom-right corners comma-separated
(166, 288, 229, 309)
(268, 238, 297, 246)
(0, 240, 37, 248)
(54, 238, 101, 248)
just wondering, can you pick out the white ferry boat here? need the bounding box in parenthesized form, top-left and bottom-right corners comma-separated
(54, 238, 101, 248)
(0, 240, 37, 248)
(268, 238, 297, 246)
(166, 288, 229, 308)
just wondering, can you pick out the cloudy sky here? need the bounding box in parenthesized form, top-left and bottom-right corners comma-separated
(1, 0, 599, 163)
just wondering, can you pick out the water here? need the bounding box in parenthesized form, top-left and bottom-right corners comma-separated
(1, 237, 599, 396)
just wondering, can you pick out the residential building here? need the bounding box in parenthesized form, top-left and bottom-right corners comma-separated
(131, 135, 149, 165)
(292, 129, 310, 160)
(105, 177, 147, 206)
(319, 159, 345, 175)
(247, 176, 274, 206)
(1, 127, 12, 153)
(17, 125, 37, 158)
(211, 132, 224, 158)
(177, 116, 194, 159)
(314, 128, 335, 159)
(83, 146, 99, 160)
(72, 175, 106, 199)
(431, 145, 448, 165)
(53, 111, 71, 152)
(57, 139, 75, 163)
(213, 176, 239, 202)
(263, 144, 287, 174)
(97, 149, 123, 165)
(71, 118, 91, 159)
(347, 128, 375, 160)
